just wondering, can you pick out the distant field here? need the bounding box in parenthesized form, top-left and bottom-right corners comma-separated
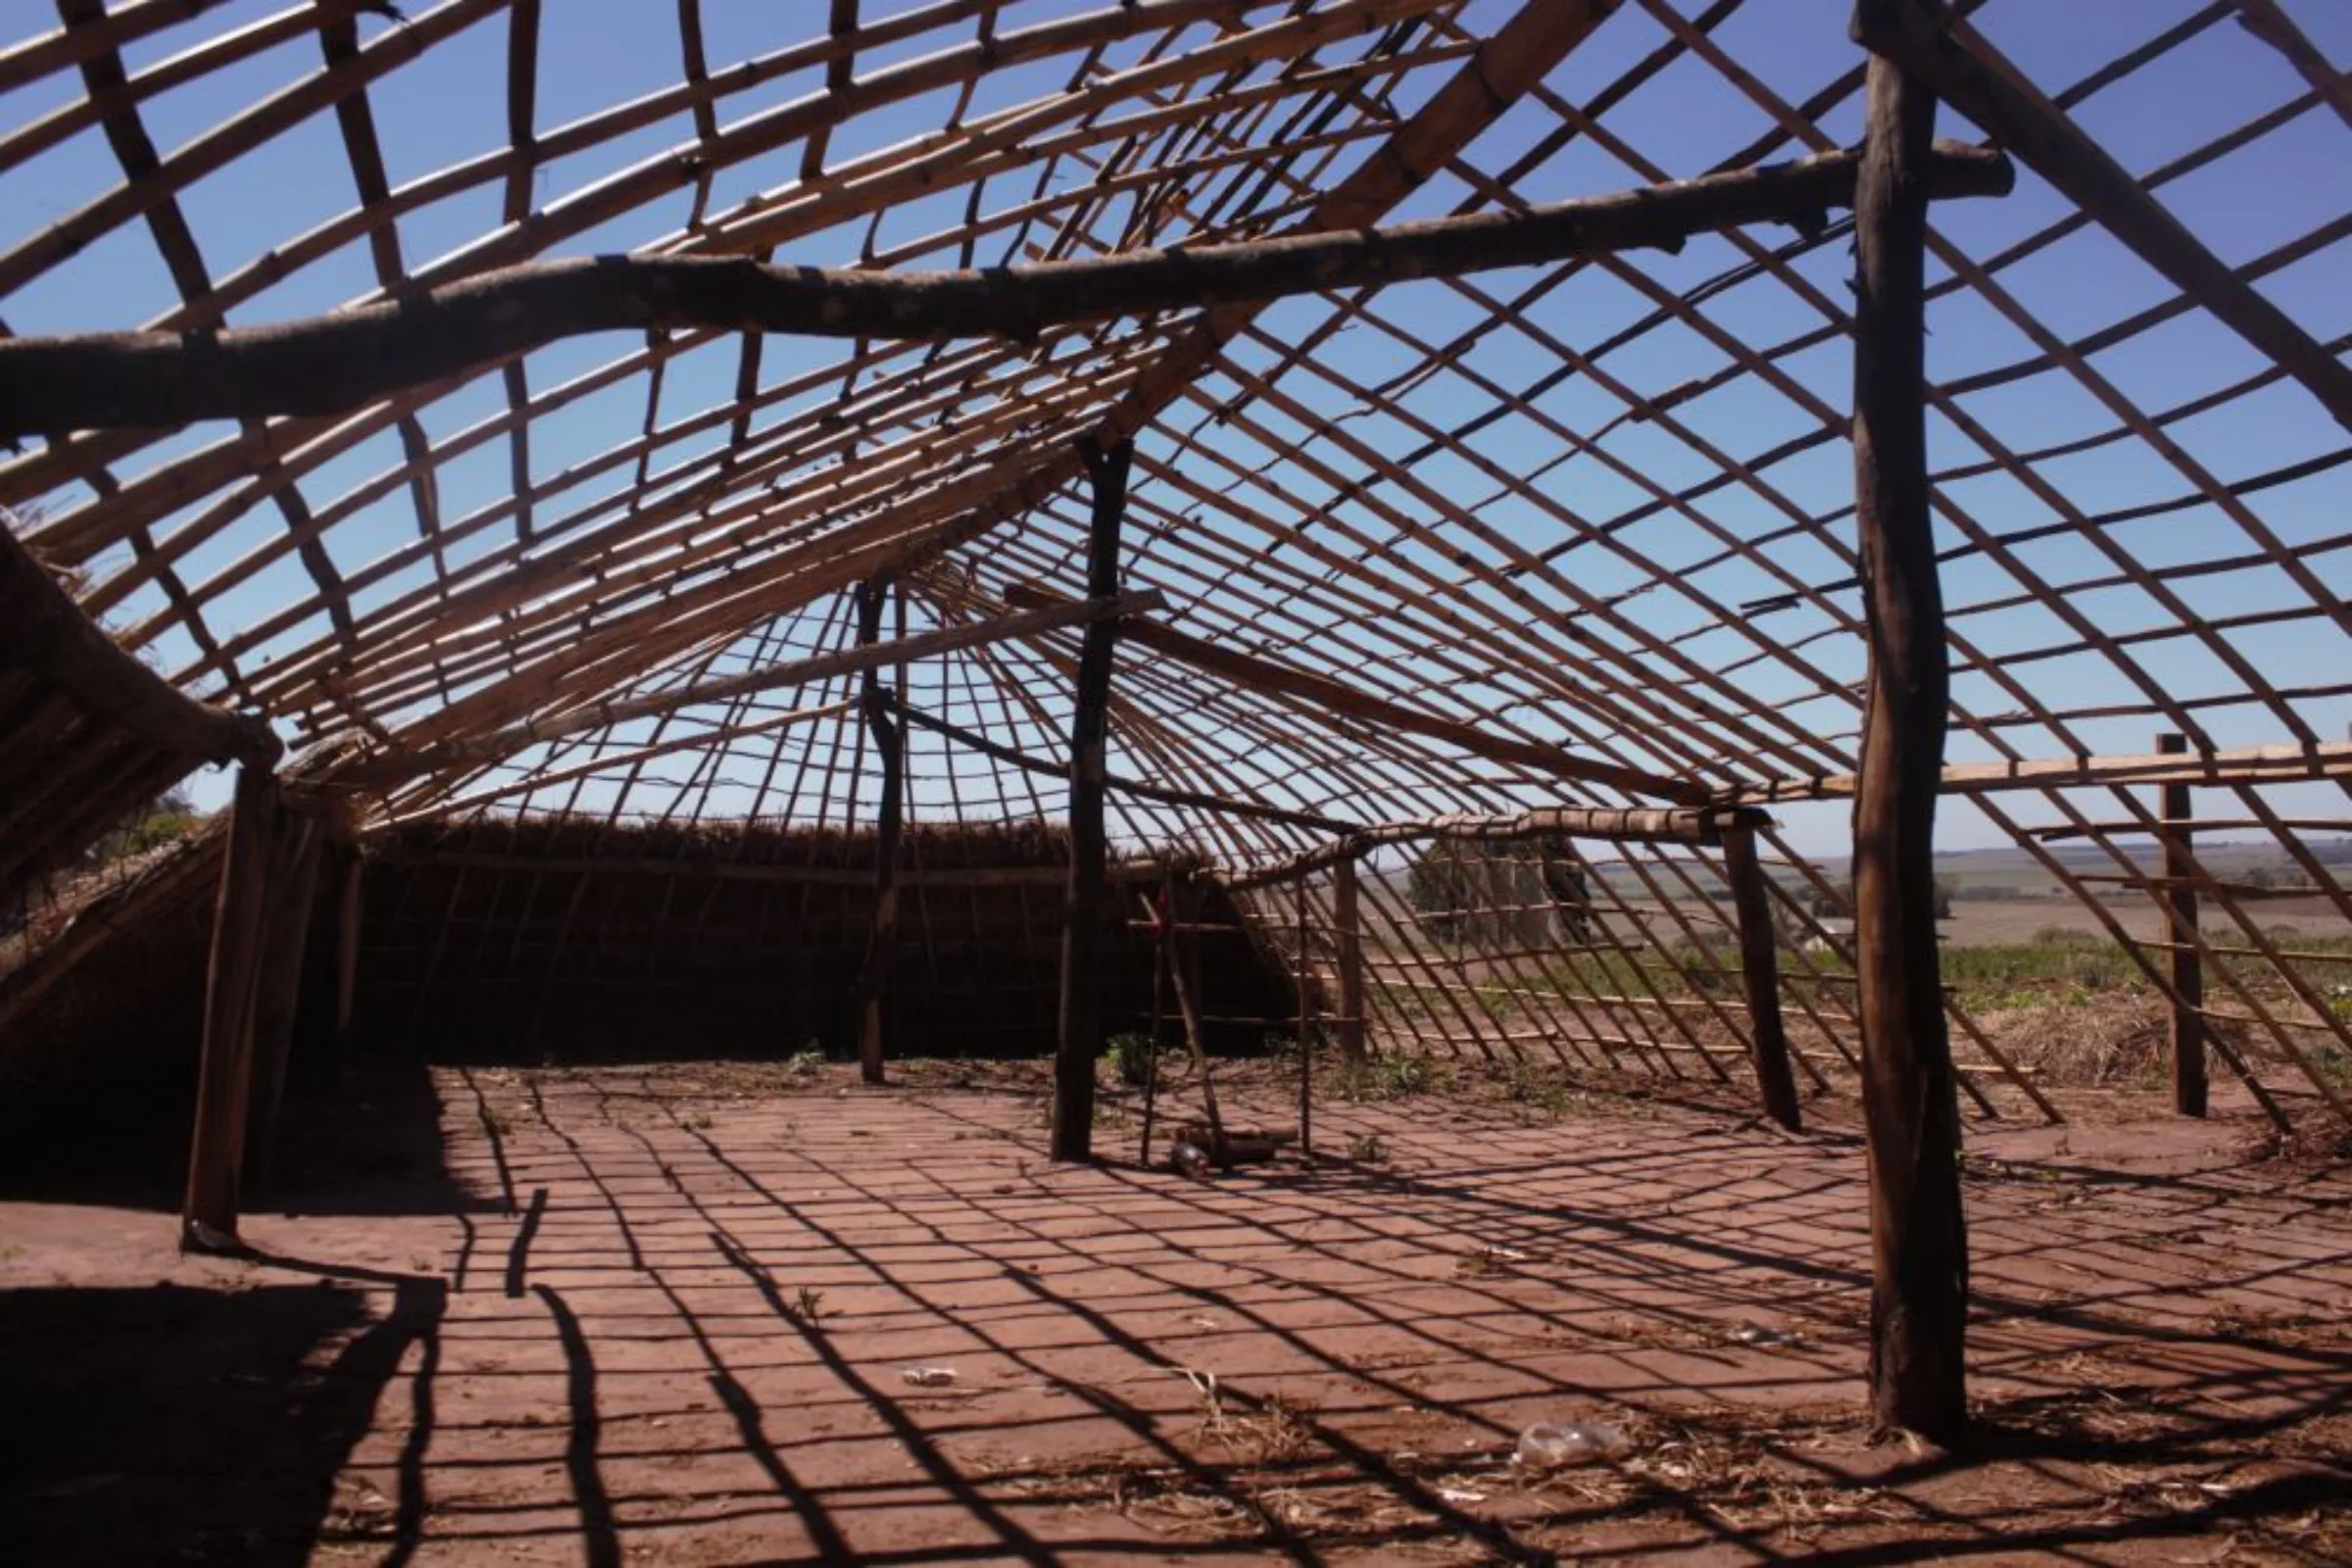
(1365, 838, 2352, 954)
(1940, 892, 2351, 947)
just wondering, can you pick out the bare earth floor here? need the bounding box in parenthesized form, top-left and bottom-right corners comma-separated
(2, 1063, 2349, 1565)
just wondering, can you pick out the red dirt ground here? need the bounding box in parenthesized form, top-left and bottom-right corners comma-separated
(2, 1061, 2347, 1565)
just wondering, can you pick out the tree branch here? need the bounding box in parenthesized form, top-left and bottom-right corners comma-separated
(0, 143, 2011, 436)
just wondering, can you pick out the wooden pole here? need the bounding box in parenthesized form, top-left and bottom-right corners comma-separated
(1333, 854, 1366, 1066)
(1855, 0, 2352, 436)
(333, 590, 1163, 788)
(1721, 823, 1802, 1132)
(0, 144, 2014, 436)
(1139, 873, 1169, 1166)
(897, 698, 1354, 833)
(334, 848, 364, 1054)
(1052, 438, 1133, 1162)
(855, 578, 903, 1086)
(1295, 872, 1313, 1157)
(0, 522, 280, 772)
(244, 812, 325, 1189)
(2156, 732, 2207, 1117)
(1006, 587, 1708, 805)
(1167, 872, 1224, 1150)
(180, 764, 279, 1252)
(1850, 3, 1969, 1445)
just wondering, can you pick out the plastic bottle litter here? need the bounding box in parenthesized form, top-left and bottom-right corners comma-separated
(1513, 1420, 1626, 1470)
(1170, 1141, 1214, 1179)
(901, 1367, 957, 1388)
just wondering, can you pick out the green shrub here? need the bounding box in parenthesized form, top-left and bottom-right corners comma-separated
(1103, 1032, 1159, 1089)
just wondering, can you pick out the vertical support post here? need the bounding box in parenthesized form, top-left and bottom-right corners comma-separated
(854, 578, 903, 1086)
(1722, 823, 1802, 1131)
(1850, 0, 1968, 1444)
(1167, 871, 1224, 1148)
(1295, 872, 1313, 1156)
(1333, 852, 1366, 1065)
(334, 848, 364, 1054)
(1139, 871, 1170, 1165)
(1052, 437, 1133, 1162)
(181, 764, 281, 1252)
(245, 810, 325, 1190)
(2156, 732, 2206, 1116)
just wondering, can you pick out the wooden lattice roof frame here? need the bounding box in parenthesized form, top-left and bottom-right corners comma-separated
(6, 0, 2352, 1445)
(2, 0, 2346, 858)
(1, 0, 2348, 1069)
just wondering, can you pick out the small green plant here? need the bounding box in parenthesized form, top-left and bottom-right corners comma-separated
(781, 1047, 825, 1082)
(1347, 1133, 1389, 1164)
(1103, 1032, 1160, 1089)
(1337, 1051, 1446, 1102)
(787, 1287, 828, 1324)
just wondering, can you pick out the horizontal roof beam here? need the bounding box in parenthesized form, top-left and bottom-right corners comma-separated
(2, 142, 2013, 436)
(1006, 587, 1710, 806)
(1219, 805, 1772, 891)
(895, 699, 1358, 835)
(1723, 738, 2352, 802)
(330, 588, 1161, 790)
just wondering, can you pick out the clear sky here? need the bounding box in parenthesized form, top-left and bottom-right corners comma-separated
(3, 0, 2347, 858)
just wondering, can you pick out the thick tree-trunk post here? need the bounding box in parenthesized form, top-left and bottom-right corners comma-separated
(1721, 823, 1802, 1131)
(245, 810, 326, 1190)
(854, 578, 903, 1085)
(1052, 437, 1134, 1162)
(181, 765, 282, 1252)
(1333, 853, 1366, 1066)
(1850, 6, 1969, 1445)
(2156, 732, 2207, 1116)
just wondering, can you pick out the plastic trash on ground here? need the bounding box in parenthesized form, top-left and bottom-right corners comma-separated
(1513, 1420, 1626, 1469)
(901, 1367, 957, 1388)
(1170, 1141, 1214, 1178)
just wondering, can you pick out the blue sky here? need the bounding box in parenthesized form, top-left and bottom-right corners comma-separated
(3, 0, 2347, 858)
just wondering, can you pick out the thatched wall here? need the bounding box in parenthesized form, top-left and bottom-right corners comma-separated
(356, 818, 1295, 1063)
(0, 834, 220, 1199)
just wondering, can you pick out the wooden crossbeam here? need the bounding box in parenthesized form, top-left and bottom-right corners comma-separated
(367, 848, 1173, 888)
(1217, 804, 1768, 892)
(894, 700, 1355, 834)
(329, 588, 1163, 789)
(1858, 0, 2352, 434)
(0, 143, 2012, 435)
(1007, 587, 1708, 805)
(1726, 737, 2352, 802)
